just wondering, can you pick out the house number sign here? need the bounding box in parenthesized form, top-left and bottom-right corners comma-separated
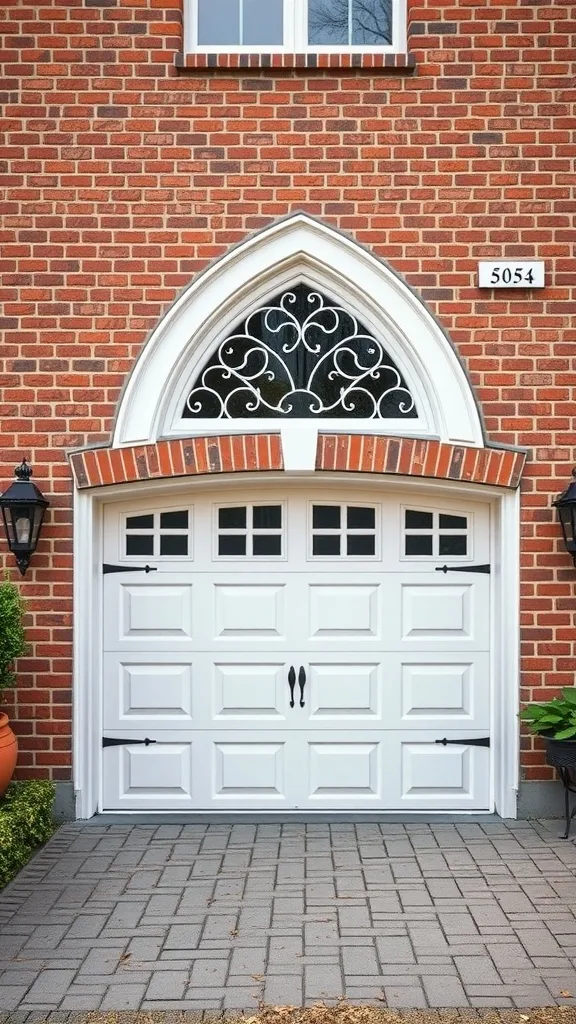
(478, 261, 545, 288)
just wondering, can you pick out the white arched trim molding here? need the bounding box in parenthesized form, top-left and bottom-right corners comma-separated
(113, 214, 484, 450)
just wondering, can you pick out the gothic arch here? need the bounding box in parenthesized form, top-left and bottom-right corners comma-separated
(113, 214, 484, 449)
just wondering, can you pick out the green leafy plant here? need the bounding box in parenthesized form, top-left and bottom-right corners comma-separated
(519, 687, 576, 740)
(0, 571, 28, 693)
(0, 780, 55, 888)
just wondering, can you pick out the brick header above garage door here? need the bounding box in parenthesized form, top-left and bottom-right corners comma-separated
(69, 434, 526, 490)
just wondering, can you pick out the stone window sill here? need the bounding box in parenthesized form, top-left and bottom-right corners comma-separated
(175, 52, 415, 72)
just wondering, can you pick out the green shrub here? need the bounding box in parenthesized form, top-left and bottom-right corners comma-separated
(0, 780, 56, 888)
(0, 571, 28, 693)
(519, 687, 576, 740)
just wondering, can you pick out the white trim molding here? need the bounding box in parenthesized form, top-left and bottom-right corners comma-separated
(73, 471, 519, 820)
(183, 0, 407, 56)
(113, 216, 484, 451)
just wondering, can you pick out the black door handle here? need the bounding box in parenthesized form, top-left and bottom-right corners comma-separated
(298, 666, 306, 707)
(288, 666, 296, 708)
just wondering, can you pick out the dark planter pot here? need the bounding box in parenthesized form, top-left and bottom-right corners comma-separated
(544, 737, 576, 838)
(544, 736, 576, 769)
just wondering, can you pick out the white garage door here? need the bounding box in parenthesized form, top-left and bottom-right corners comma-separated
(101, 487, 491, 811)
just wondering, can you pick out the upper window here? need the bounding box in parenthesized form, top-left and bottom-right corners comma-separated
(186, 0, 398, 53)
(182, 284, 416, 421)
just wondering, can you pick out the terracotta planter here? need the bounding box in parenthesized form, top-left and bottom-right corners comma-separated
(0, 712, 18, 797)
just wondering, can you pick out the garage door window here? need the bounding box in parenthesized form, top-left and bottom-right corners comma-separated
(217, 504, 284, 557)
(404, 509, 468, 558)
(124, 510, 191, 558)
(311, 504, 377, 557)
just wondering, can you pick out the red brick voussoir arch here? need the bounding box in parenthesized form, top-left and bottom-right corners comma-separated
(69, 434, 525, 490)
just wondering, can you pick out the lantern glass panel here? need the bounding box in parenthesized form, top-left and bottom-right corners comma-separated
(560, 506, 576, 548)
(30, 505, 45, 548)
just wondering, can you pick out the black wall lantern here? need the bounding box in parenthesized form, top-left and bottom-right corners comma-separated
(0, 460, 49, 575)
(553, 468, 576, 566)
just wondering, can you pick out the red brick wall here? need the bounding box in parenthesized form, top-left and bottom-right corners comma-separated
(1, 0, 575, 787)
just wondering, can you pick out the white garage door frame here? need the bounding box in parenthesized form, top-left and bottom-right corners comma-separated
(72, 471, 520, 820)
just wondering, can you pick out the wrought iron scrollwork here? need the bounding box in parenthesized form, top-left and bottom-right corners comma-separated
(182, 284, 417, 420)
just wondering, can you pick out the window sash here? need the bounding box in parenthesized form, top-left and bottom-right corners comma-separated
(185, 0, 404, 53)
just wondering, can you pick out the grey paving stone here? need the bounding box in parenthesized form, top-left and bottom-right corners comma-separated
(422, 975, 468, 1007)
(376, 936, 415, 964)
(189, 959, 229, 987)
(146, 970, 188, 1000)
(0, 990, 30, 1011)
(264, 975, 303, 1005)
(100, 983, 148, 1009)
(25, 972, 77, 1003)
(384, 985, 427, 1007)
(305, 965, 343, 999)
(343, 945, 379, 975)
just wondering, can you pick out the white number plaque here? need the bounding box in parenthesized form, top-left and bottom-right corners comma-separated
(478, 261, 545, 288)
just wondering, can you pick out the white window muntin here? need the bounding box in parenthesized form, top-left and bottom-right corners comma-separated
(401, 505, 473, 562)
(214, 501, 286, 559)
(184, 0, 405, 54)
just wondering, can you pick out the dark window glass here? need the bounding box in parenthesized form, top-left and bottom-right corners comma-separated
(405, 534, 433, 556)
(253, 534, 282, 556)
(405, 510, 433, 529)
(313, 505, 340, 529)
(182, 283, 416, 421)
(160, 511, 188, 530)
(347, 534, 376, 556)
(253, 505, 282, 529)
(218, 535, 246, 556)
(439, 514, 467, 530)
(439, 535, 467, 557)
(126, 514, 154, 529)
(347, 506, 375, 529)
(219, 506, 246, 529)
(126, 535, 154, 556)
(160, 535, 189, 557)
(313, 535, 341, 556)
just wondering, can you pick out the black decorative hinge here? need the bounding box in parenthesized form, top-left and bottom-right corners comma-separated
(102, 736, 157, 748)
(435, 564, 490, 575)
(103, 564, 158, 575)
(435, 736, 490, 748)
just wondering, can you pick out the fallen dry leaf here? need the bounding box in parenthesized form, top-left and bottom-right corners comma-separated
(560, 992, 573, 998)
(118, 952, 132, 964)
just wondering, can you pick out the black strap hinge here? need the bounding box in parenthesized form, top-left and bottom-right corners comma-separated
(436, 736, 490, 748)
(103, 564, 158, 575)
(102, 737, 157, 748)
(435, 564, 490, 575)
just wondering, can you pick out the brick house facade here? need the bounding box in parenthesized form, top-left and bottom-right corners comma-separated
(1, 0, 575, 819)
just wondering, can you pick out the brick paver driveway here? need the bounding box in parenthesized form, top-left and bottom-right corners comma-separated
(2, 819, 576, 1013)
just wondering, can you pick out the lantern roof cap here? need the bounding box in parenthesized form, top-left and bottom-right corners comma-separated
(0, 459, 49, 509)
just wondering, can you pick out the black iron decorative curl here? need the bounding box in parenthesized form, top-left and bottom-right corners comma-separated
(182, 284, 417, 420)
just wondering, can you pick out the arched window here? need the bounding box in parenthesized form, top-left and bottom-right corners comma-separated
(114, 215, 483, 447)
(182, 284, 417, 421)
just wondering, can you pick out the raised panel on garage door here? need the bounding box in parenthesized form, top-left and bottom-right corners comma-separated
(102, 731, 198, 810)
(384, 574, 490, 651)
(394, 733, 490, 810)
(103, 653, 195, 731)
(104, 574, 195, 651)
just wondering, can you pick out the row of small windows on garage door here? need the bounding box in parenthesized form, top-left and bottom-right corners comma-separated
(123, 505, 469, 560)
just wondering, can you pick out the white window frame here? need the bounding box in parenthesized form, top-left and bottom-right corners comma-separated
(184, 0, 406, 54)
